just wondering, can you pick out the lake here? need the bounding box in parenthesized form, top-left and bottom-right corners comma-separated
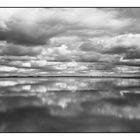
(0, 77, 139, 132)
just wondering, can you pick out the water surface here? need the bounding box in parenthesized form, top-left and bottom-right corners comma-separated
(0, 77, 139, 132)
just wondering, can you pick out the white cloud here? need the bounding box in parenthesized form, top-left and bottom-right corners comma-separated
(0, 65, 18, 72)
(0, 81, 17, 86)
(22, 62, 31, 67)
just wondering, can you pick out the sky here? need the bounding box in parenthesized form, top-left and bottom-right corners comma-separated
(0, 8, 140, 76)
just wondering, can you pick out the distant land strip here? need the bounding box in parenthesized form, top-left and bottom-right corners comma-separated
(0, 75, 140, 78)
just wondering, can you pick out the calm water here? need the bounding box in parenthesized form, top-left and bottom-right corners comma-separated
(0, 77, 140, 132)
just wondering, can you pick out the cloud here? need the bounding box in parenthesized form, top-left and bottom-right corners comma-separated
(91, 34, 140, 60)
(0, 42, 42, 56)
(0, 65, 18, 72)
(123, 48, 140, 59)
(76, 52, 101, 62)
(0, 9, 64, 46)
(79, 42, 102, 52)
(109, 34, 140, 60)
(0, 8, 140, 75)
(0, 8, 131, 46)
(103, 45, 131, 54)
(44, 45, 77, 61)
(75, 33, 140, 63)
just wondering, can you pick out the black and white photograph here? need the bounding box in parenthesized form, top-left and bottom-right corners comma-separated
(0, 7, 140, 133)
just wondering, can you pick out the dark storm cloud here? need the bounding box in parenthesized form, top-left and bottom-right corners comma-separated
(79, 42, 102, 53)
(0, 29, 48, 46)
(0, 43, 42, 56)
(0, 8, 130, 47)
(0, 19, 67, 46)
(77, 52, 101, 62)
(123, 48, 140, 60)
(103, 45, 132, 54)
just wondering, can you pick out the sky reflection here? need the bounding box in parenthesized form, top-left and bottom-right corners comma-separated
(0, 77, 139, 132)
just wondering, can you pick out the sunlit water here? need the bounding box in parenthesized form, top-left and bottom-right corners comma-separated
(0, 77, 139, 132)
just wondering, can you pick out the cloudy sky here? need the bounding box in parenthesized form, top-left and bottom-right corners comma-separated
(0, 8, 140, 76)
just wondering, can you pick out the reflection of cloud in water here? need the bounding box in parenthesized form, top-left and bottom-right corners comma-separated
(22, 85, 31, 91)
(0, 81, 17, 87)
(116, 79, 140, 87)
(120, 90, 140, 95)
(0, 77, 139, 131)
(1, 77, 139, 90)
(94, 103, 140, 120)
